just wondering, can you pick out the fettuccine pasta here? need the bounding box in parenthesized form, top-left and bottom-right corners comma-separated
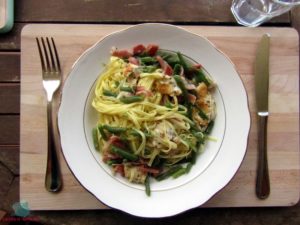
(92, 44, 216, 196)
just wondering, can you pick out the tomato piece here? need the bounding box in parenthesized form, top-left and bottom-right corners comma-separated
(133, 44, 146, 55)
(146, 44, 159, 56)
(108, 135, 126, 149)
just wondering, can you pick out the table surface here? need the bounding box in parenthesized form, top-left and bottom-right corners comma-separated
(1, 1, 300, 225)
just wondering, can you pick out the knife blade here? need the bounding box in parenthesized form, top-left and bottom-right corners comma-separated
(255, 34, 270, 199)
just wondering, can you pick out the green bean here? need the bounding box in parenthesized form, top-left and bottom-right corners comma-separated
(192, 131, 206, 145)
(130, 129, 152, 138)
(140, 56, 157, 65)
(151, 156, 162, 168)
(172, 167, 187, 179)
(92, 127, 99, 151)
(142, 65, 158, 73)
(173, 74, 193, 119)
(155, 165, 183, 181)
(195, 69, 210, 86)
(205, 121, 214, 134)
(111, 146, 138, 161)
(177, 52, 190, 72)
(165, 101, 173, 109)
(103, 89, 117, 97)
(189, 151, 197, 164)
(120, 86, 135, 93)
(157, 50, 179, 66)
(173, 75, 188, 101)
(106, 159, 122, 166)
(198, 107, 209, 120)
(185, 162, 193, 173)
(103, 125, 127, 134)
(173, 64, 182, 75)
(145, 176, 151, 197)
(119, 95, 144, 104)
(98, 125, 108, 141)
(173, 76, 192, 118)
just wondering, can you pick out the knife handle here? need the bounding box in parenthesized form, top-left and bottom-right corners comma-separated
(256, 113, 270, 199)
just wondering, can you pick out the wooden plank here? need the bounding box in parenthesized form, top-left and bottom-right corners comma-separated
(20, 25, 299, 210)
(0, 115, 19, 145)
(0, 145, 19, 175)
(1, 176, 19, 213)
(0, 84, 20, 114)
(15, 0, 290, 24)
(291, 8, 300, 46)
(291, 7, 300, 32)
(0, 52, 20, 82)
(0, 162, 14, 210)
(0, 23, 24, 50)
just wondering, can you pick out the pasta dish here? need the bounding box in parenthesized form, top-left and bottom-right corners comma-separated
(92, 44, 216, 196)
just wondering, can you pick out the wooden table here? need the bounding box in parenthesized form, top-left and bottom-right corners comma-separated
(1, 1, 300, 224)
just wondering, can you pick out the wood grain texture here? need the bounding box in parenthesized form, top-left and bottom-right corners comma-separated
(0, 115, 19, 145)
(15, 0, 290, 24)
(0, 52, 20, 82)
(0, 84, 20, 114)
(291, 7, 300, 32)
(0, 163, 14, 209)
(0, 145, 19, 175)
(20, 24, 299, 210)
(0, 23, 24, 50)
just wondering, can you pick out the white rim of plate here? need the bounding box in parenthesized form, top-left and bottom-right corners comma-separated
(58, 23, 251, 218)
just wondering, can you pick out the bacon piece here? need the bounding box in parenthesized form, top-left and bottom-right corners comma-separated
(103, 135, 125, 151)
(102, 153, 121, 163)
(146, 44, 159, 56)
(133, 44, 146, 55)
(193, 64, 202, 69)
(113, 164, 125, 177)
(156, 55, 173, 76)
(128, 56, 139, 65)
(139, 165, 160, 175)
(188, 94, 197, 105)
(136, 86, 153, 97)
(112, 49, 132, 58)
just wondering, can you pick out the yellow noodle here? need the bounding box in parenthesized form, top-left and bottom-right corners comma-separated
(92, 56, 194, 164)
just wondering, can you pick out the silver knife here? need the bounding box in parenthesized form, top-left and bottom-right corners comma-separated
(255, 34, 270, 199)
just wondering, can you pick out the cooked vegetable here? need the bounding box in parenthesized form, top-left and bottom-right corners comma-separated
(92, 128, 99, 151)
(103, 89, 117, 97)
(111, 146, 138, 161)
(145, 176, 151, 196)
(119, 95, 145, 104)
(102, 125, 127, 134)
(155, 165, 183, 181)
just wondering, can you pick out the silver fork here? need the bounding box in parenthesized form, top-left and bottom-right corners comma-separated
(36, 37, 63, 192)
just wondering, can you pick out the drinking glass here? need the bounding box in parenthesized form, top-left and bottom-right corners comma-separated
(231, 0, 300, 27)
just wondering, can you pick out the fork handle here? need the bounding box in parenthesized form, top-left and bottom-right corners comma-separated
(256, 114, 270, 199)
(45, 100, 63, 192)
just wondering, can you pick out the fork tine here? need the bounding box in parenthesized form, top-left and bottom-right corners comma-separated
(46, 37, 56, 72)
(51, 37, 61, 73)
(36, 37, 46, 72)
(41, 37, 51, 72)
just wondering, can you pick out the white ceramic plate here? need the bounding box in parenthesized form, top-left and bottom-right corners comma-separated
(58, 23, 250, 218)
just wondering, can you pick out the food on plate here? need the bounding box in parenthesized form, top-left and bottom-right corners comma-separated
(92, 44, 216, 196)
